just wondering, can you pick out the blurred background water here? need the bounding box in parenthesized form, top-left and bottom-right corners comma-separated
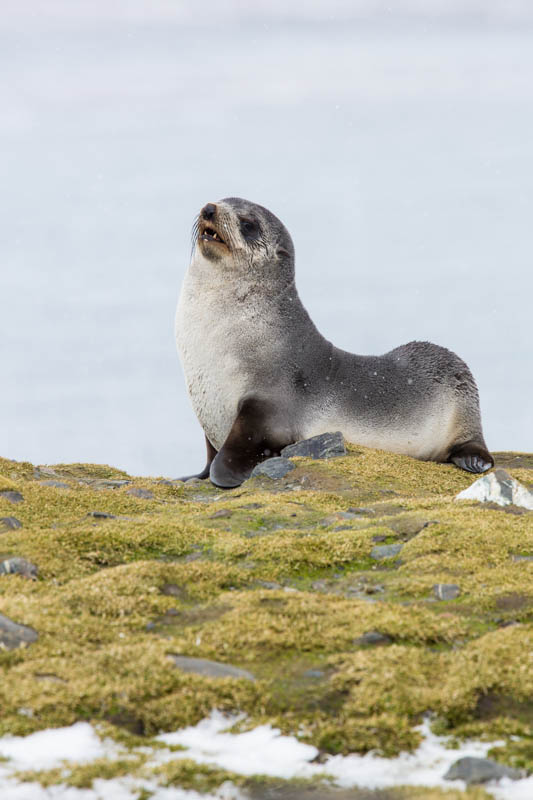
(1, 0, 532, 477)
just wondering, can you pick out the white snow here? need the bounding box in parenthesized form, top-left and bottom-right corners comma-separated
(0, 723, 109, 770)
(1, 712, 533, 799)
(156, 711, 318, 777)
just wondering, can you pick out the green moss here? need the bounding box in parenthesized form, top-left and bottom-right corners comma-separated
(1, 446, 532, 795)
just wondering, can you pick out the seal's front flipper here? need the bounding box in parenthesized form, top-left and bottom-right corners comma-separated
(177, 436, 217, 482)
(449, 441, 494, 474)
(210, 395, 292, 489)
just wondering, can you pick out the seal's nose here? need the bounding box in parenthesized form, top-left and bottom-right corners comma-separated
(202, 203, 217, 220)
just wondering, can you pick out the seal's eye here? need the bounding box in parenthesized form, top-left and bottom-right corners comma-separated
(240, 217, 259, 238)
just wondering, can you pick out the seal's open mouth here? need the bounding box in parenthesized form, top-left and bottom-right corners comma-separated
(199, 224, 226, 246)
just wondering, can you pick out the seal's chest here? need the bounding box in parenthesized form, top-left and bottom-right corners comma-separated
(175, 288, 250, 449)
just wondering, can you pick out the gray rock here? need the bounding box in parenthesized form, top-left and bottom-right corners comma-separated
(159, 582, 189, 600)
(0, 517, 22, 531)
(251, 457, 295, 480)
(0, 557, 38, 580)
(90, 479, 131, 490)
(0, 490, 23, 504)
(0, 613, 38, 650)
(88, 511, 116, 519)
(354, 631, 393, 647)
(511, 555, 533, 562)
(210, 509, 233, 519)
(168, 654, 255, 681)
(256, 580, 282, 590)
(38, 480, 70, 489)
(433, 583, 461, 601)
(281, 432, 346, 460)
(444, 756, 523, 784)
(456, 469, 533, 511)
(127, 487, 154, 499)
(303, 669, 325, 679)
(370, 543, 403, 560)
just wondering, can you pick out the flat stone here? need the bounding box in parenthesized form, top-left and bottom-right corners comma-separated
(511, 555, 533, 563)
(38, 480, 70, 489)
(168, 654, 255, 681)
(256, 580, 282, 590)
(303, 669, 325, 679)
(126, 487, 154, 499)
(0, 557, 38, 580)
(159, 582, 190, 600)
(456, 469, 533, 511)
(354, 631, 393, 647)
(88, 511, 117, 519)
(444, 756, 523, 784)
(0, 517, 22, 531)
(433, 583, 461, 601)
(387, 515, 436, 540)
(251, 457, 295, 480)
(90, 479, 131, 490)
(210, 509, 233, 519)
(0, 613, 38, 650)
(281, 431, 346, 460)
(370, 543, 403, 560)
(0, 491, 23, 504)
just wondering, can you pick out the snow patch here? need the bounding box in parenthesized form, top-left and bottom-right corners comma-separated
(1, 714, 533, 799)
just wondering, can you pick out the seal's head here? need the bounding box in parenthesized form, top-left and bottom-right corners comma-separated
(192, 197, 294, 282)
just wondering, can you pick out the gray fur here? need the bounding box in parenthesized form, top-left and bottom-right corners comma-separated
(176, 198, 490, 469)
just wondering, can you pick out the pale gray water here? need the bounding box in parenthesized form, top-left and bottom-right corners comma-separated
(1, 1, 532, 477)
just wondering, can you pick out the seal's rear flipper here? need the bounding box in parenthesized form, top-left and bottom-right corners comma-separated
(177, 436, 217, 482)
(449, 441, 494, 474)
(210, 395, 291, 489)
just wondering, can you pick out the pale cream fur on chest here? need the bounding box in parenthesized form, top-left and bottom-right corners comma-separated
(175, 267, 273, 450)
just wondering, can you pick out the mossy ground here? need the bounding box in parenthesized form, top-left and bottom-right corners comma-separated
(1, 446, 532, 796)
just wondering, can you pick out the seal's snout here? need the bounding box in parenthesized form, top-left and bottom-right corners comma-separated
(198, 202, 227, 247)
(202, 203, 217, 220)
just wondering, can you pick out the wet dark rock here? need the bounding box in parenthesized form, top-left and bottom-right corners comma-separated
(251, 458, 295, 480)
(281, 432, 346, 460)
(0, 557, 38, 579)
(444, 756, 523, 784)
(0, 517, 22, 531)
(433, 584, 461, 601)
(0, 613, 38, 649)
(88, 511, 117, 519)
(126, 487, 154, 499)
(370, 543, 403, 560)
(38, 480, 70, 489)
(168, 654, 255, 681)
(0, 490, 24, 504)
(354, 631, 393, 647)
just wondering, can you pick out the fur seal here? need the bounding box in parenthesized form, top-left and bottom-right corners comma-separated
(175, 197, 494, 488)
